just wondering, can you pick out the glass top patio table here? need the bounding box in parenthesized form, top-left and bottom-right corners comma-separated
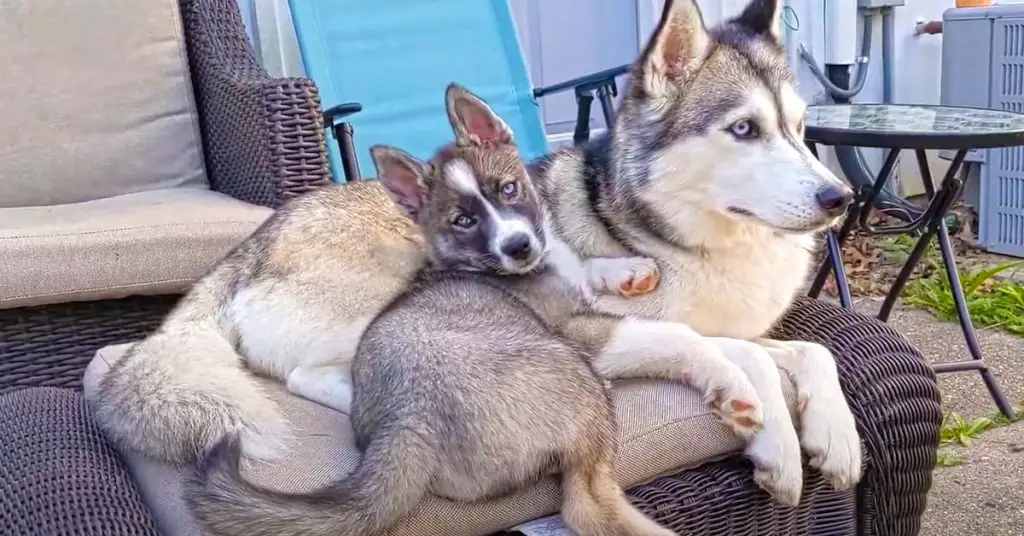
(802, 103, 1024, 421)
(804, 104, 1024, 149)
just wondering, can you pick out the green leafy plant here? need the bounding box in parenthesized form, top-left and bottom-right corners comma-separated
(902, 260, 1024, 336)
(939, 413, 998, 447)
(935, 448, 965, 468)
(992, 401, 1024, 426)
(877, 234, 940, 267)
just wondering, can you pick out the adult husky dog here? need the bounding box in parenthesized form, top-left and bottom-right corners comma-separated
(90, 84, 762, 474)
(182, 114, 713, 536)
(532, 0, 861, 506)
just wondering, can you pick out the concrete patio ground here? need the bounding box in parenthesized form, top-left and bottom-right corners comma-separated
(843, 297, 1023, 536)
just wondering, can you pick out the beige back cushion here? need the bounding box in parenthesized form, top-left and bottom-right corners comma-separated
(0, 0, 207, 208)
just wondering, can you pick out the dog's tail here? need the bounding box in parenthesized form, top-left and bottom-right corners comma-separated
(88, 318, 292, 467)
(186, 427, 435, 536)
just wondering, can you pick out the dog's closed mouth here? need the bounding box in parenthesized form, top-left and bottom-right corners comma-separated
(727, 206, 827, 234)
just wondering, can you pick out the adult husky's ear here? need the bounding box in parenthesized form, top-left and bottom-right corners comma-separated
(731, 0, 782, 41)
(445, 83, 513, 146)
(639, 0, 710, 96)
(370, 145, 428, 220)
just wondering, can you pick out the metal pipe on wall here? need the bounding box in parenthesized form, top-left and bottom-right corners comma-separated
(882, 7, 896, 104)
(804, 5, 911, 212)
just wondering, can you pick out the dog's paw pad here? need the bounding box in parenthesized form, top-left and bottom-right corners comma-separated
(731, 400, 754, 412)
(712, 395, 764, 440)
(617, 265, 660, 297)
(591, 257, 660, 297)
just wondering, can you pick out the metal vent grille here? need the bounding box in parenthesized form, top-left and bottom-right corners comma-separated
(997, 212, 1024, 247)
(980, 19, 1024, 256)
(1003, 21, 1024, 57)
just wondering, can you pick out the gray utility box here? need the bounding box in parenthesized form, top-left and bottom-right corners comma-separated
(858, 0, 905, 7)
(942, 5, 1024, 257)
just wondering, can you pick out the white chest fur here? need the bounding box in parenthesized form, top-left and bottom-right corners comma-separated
(542, 219, 596, 304)
(662, 231, 814, 339)
(586, 227, 816, 340)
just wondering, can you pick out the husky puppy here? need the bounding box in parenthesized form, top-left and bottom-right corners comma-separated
(178, 93, 751, 536)
(534, 0, 861, 505)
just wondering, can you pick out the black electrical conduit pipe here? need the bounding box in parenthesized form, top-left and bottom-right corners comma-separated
(800, 9, 923, 222)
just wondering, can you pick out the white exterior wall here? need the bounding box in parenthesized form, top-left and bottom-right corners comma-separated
(240, 0, 1024, 195)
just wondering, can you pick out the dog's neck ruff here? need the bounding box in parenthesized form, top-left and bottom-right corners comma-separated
(581, 141, 705, 257)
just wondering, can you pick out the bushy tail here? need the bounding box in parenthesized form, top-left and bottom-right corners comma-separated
(185, 427, 435, 536)
(87, 325, 292, 466)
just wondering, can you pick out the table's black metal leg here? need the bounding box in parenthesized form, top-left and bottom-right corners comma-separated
(808, 204, 862, 300)
(856, 148, 905, 229)
(877, 226, 940, 322)
(932, 219, 1018, 420)
(825, 230, 854, 308)
(804, 140, 879, 307)
(877, 150, 965, 320)
(873, 148, 1016, 420)
(802, 140, 854, 304)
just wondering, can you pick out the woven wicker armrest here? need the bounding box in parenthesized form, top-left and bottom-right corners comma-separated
(770, 297, 943, 536)
(0, 387, 160, 536)
(180, 0, 332, 208)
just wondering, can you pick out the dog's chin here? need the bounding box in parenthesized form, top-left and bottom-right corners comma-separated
(726, 207, 838, 234)
(498, 254, 543, 275)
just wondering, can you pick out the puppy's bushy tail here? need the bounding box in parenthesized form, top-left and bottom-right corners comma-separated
(88, 323, 291, 467)
(185, 427, 435, 536)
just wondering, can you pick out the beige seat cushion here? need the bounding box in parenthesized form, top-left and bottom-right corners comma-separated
(85, 343, 798, 536)
(0, 188, 272, 308)
(0, 0, 207, 207)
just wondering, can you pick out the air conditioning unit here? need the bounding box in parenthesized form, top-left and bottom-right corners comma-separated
(942, 4, 1024, 257)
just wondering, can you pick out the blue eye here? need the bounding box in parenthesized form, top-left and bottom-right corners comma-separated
(501, 181, 518, 199)
(728, 119, 759, 140)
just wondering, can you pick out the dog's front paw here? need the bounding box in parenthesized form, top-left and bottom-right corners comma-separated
(697, 338, 769, 440)
(789, 343, 863, 491)
(799, 388, 862, 490)
(702, 367, 764, 441)
(746, 417, 804, 506)
(586, 257, 660, 297)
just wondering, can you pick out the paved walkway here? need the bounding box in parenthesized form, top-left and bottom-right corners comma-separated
(848, 297, 1022, 536)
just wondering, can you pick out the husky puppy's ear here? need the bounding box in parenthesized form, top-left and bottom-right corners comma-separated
(370, 144, 428, 220)
(639, 0, 710, 96)
(731, 0, 782, 41)
(445, 83, 513, 146)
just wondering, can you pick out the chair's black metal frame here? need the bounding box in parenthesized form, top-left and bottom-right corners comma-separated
(320, 64, 632, 182)
(805, 120, 1019, 420)
(322, 102, 364, 182)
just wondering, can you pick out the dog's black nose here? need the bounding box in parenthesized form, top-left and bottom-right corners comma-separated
(815, 185, 854, 216)
(500, 233, 533, 261)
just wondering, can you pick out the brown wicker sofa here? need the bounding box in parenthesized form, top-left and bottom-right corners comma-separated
(0, 0, 942, 535)
(0, 0, 330, 394)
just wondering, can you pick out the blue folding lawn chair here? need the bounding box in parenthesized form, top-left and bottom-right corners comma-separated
(286, 0, 627, 182)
